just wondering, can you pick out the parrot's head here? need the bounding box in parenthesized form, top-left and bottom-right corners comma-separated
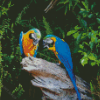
(29, 28, 41, 45)
(43, 34, 57, 49)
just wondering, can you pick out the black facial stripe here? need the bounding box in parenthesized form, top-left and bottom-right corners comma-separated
(51, 41, 54, 45)
(29, 33, 34, 39)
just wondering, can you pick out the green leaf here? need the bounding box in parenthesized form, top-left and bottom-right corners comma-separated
(89, 42, 94, 50)
(57, 0, 67, 5)
(90, 81, 95, 99)
(83, 42, 89, 46)
(96, 18, 100, 24)
(97, 39, 100, 43)
(88, 53, 97, 61)
(69, 0, 72, 10)
(57, 27, 65, 38)
(56, 5, 65, 11)
(90, 81, 94, 91)
(81, 33, 87, 39)
(80, 8, 85, 11)
(91, 62, 96, 66)
(78, 50, 83, 53)
(64, 0, 69, 4)
(67, 30, 77, 36)
(73, 32, 79, 39)
(88, 14, 93, 18)
(8, 1, 14, 8)
(81, 57, 88, 66)
(88, 32, 91, 38)
(4, 71, 8, 78)
(34, 0, 37, 4)
(8, 1, 11, 8)
(76, 33, 81, 43)
(73, 0, 79, 7)
(43, 16, 53, 34)
(82, 0, 88, 11)
(91, 2, 96, 11)
(91, 36, 96, 42)
(83, 12, 88, 18)
(79, 44, 84, 49)
(81, 19, 87, 27)
(83, 52, 88, 57)
(77, 4, 81, 9)
(12, 84, 22, 94)
(91, 33, 98, 43)
(96, 12, 99, 16)
(0, 30, 3, 36)
(17, 88, 24, 99)
(10, 55, 14, 59)
(74, 25, 81, 30)
(65, 4, 68, 15)
(98, 26, 100, 29)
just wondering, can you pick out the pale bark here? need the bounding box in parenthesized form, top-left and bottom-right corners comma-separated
(21, 57, 92, 100)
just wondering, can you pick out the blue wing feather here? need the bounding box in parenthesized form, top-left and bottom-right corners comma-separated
(34, 45, 38, 57)
(19, 31, 25, 57)
(19, 31, 23, 55)
(55, 37, 81, 100)
(55, 38, 73, 70)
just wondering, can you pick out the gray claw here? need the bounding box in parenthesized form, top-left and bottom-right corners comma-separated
(56, 63, 61, 66)
(29, 56, 33, 61)
(44, 45, 49, 49)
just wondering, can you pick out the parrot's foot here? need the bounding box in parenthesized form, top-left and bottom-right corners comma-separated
(29, 56, 33, 61)
(56, 63, 61, 66)
(28, 53, 33, 61)
(44, 45, 49, 49)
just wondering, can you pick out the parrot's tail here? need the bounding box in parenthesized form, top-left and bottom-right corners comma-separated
(67, 71, 81, 100)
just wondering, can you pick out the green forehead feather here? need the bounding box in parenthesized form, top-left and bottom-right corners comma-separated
(43, 37, 48, 40)
(35, 32, 41, 39)
(29, 28, 41, 39)
(43, 34, 55, 40)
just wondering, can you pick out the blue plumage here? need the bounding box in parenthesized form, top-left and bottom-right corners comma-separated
(34, 45, 38, 57)
(19, 31, 23, 55)
(44, 35, 81, 100)
(19, 28, 41, 58)
(19, 31, 25, 57)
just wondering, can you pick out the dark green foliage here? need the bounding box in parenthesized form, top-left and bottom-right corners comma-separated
(0, 0, 100, 99)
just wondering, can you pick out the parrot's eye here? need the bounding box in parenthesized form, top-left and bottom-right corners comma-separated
(29, 33, 36, 39)
(46, 38, 53, 44)
(43, 38, 54, 48)
(49, 41, 54, 47)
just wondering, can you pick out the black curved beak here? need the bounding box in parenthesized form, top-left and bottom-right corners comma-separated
(43, 40, 49, 48)
(43, 40, 46, 47)
(33, 39, 39, 46)
(43, 40, 46, 48)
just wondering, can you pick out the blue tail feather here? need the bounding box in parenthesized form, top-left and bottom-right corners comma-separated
(57, 53, 81, 100)
(67, 70, 81, 100)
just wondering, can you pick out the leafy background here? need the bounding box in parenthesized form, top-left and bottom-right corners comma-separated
(0, 0, 100, 99)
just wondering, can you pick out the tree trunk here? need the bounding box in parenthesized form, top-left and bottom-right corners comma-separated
(21, 57, 93, 100)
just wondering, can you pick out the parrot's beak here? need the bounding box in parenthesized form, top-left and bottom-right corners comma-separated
(43, 39, 53, 49)
(43, 40, 49, 48)
(33, 39, 39, 46)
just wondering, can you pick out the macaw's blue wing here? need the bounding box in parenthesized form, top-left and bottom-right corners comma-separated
(19, 31, 25, 57)
(34, 45, 38, 57)
(58, 54, 81, 100)
(55, 38, 73, 70)
(55, 38, 81, 100)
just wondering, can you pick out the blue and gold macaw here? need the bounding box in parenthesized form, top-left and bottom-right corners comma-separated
(19, 28, 41, 58)
(43, 35, 81, 100)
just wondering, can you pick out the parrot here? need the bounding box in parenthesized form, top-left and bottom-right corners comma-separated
(43, 35, 81, 100)
(19, 28, 41, 58)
